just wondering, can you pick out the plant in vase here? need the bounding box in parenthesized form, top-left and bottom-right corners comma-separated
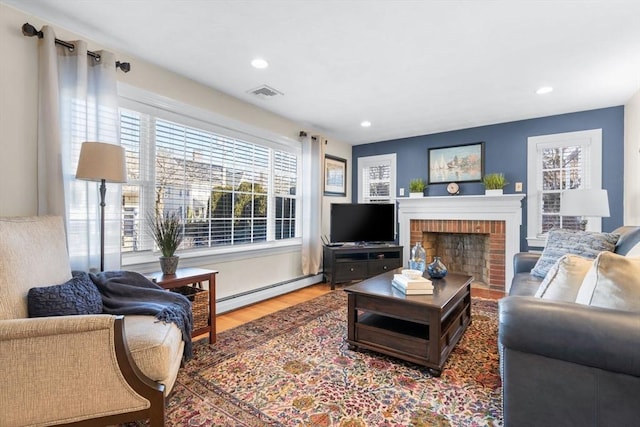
(409, 178, 426, 197)
(148, 212, 184, 275)
(482, 173, 508, 195)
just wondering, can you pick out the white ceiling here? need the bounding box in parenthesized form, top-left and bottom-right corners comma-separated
(5, 0, 640, 145)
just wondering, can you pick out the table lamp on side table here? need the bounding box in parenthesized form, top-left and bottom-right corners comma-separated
(560, 189, 610, 231)
(76, 141, 127, 271)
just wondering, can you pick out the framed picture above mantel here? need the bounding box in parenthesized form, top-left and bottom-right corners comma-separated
(324, 155, 347, 196)
(428, 142, 484, 184)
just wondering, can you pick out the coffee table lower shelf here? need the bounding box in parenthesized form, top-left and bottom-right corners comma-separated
(346, 273, 472, 376)
(348, 313, 430, 362)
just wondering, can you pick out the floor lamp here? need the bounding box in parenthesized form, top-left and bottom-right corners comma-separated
(76, 141, 127, 272)
(560, 189, 610, 231)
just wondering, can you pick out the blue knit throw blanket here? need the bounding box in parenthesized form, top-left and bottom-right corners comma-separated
(90, 270, 193, 360)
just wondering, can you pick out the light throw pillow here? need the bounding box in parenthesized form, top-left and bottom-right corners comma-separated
(530, 228, 619, 278)
(27, 271, 102, 317)
(575, 252, 640, 311)
(534, 254, 593, 302)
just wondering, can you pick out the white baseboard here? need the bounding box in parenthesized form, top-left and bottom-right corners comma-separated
(216, 274, 325, 314)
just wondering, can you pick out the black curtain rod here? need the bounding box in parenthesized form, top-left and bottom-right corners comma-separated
(22, 22, 130, 73)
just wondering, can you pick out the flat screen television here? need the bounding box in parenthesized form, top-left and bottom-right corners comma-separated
(330, 203, 396, 244)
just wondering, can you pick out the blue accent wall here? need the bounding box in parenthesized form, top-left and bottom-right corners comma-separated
(352, 106, 625, 251)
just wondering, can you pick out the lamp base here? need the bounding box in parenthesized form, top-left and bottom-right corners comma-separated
(578, 218, 588, 232)
(99, 179, 106, 272)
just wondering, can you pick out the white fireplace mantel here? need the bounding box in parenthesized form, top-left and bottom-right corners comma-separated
(397, 194, 525, 291)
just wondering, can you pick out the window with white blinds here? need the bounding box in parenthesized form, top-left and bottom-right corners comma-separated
(357, 153, 397, 203)
(120, 108, 298, 254)
(538, 144, 587, 232)
(526, 129, 602, 247)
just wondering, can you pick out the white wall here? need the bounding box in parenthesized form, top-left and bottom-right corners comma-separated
(321, 138, 352, 239)
(0, 3, 352, 309)
(0, 5, 40, 216)
(625, 88, 640, 225)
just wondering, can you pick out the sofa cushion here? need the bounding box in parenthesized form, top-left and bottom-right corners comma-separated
(576, 252, 640, 311)
(534, 254, 592, 302)
(27, 271, 102, 317)
(124, 315, 184, 383)
(0, 216, 72, 320)
(612, 226, 640, 255)
(531, 228, 619, 278)
(624, 241, 640, 257)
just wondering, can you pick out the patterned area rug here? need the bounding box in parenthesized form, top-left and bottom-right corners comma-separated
(155, 291, 502, 426)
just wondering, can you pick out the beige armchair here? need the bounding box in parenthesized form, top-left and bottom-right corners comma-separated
(0, 216, 184, 426)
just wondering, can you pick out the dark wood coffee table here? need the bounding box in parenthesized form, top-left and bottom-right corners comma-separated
(345, 269, 472, 376)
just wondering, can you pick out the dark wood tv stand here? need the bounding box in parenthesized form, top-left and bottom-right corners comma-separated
(323, 244, 403, 290)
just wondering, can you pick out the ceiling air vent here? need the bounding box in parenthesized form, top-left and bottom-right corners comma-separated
(247, 84, 284, 99)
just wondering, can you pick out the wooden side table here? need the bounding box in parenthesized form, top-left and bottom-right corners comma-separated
(148, 267, 218, 344)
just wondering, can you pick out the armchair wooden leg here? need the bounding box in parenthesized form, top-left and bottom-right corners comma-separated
(148, 395, 166, 426)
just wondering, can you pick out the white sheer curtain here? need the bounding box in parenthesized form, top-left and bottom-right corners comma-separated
(38, 26, 122, 271)
(300, 134, 324, 275)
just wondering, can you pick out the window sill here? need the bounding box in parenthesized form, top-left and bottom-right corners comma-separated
(122, 238, 303, 270)
(526, 236, 546, 249)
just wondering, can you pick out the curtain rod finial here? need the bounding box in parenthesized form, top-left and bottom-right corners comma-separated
(22, 23, 43, 38)
(116, 61, 131, 73)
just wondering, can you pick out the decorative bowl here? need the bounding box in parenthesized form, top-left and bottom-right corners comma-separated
(401, 269, 423, 280)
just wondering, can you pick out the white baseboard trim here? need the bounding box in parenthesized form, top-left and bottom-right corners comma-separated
(216, 274, 325, 314)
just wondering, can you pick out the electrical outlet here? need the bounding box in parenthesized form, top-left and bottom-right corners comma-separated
(515, 182, 523, 192)
(399, 188, 405, 196)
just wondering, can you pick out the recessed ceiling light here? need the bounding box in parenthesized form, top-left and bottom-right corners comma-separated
(536, 86, 553, 95)
(361, 121, 372, 128)
(251, 58, 269, 69)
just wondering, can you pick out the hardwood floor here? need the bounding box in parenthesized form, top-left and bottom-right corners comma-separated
(210, 281, 504, 335)
(471, 285, 506, 300)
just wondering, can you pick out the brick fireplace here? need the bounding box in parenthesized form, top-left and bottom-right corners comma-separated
(397, 194, 525, 292)
(410, 219, 505, 290)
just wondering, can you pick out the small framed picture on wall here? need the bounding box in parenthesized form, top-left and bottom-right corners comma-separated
(324, 155, 347, 196)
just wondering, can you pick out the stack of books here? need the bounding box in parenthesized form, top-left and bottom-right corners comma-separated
(392, 274, 434, 295)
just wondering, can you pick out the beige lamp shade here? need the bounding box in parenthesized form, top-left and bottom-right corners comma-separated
(76, 141, 127, 183)
(560, 189, 610, 218)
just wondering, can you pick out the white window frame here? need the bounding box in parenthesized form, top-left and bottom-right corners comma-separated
(526, 129, 603, 247)
(357, 153, 397, 203)
(118, 83, 303, 266)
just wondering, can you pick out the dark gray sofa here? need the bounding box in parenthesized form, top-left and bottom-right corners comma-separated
(499, 226, 640, 426)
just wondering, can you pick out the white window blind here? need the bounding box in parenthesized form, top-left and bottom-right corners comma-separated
(273, 151, 297, 240)
(358, 153, 397, 203)
(538, 144, 587, 232)
(527, 129, 602, 247)
(120, 107, 298, 254)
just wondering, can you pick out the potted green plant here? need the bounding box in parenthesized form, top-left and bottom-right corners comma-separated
(409, 178, 426, 198)
(148, 212, 184, 274)
(482, 173, 508, 195)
